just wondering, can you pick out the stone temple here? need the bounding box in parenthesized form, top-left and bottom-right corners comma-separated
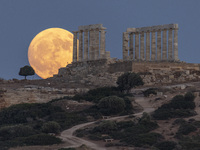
(52, 24, 200, 87)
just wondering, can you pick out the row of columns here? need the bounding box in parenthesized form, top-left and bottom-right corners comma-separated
(72, 24, 106, 62)
(123, 24, 179, 61)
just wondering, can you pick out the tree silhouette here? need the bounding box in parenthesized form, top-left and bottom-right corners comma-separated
(19, 65, 35, 79)
(116, 72, 144, 94)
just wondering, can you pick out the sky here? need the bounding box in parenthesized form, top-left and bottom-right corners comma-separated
(0, 0, 200, 80)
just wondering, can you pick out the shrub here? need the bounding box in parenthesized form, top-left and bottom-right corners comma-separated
(122, 132, 163, 147)
(155, 141, 177, 150)
(0, 125, 35, 141)
(152, 92, 196, 120)
(0, 103, 63, 125)
(177, 123, 197, 135)
(23, 134, 62, 145)
(143, 88, 157, 97)
(92, 121, 117, 134)
(184, 92, 195, 101)
(88, 134, 102, 141)
(73, 86, 121, 103)
(42, 121, 61, 134)
(173, 118, 186, 125)
(179, 136, 200, 150)
(98, 96, 126, 115)
(116, 72, 144, 94)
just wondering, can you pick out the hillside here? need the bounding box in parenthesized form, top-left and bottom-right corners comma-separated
(0, 78, 200, 150)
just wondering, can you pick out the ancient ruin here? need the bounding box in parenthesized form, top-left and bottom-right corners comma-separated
(53, 23, 200, 87)
(123, 24, 179, 61)
(72, 24, 110, 62)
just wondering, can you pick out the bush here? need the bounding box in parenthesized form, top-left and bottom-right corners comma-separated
(143, 88, 158, 97)
(155, 141, 177, 150)
(177, 123, 197, 135)
(152, 92, 196, 120)
(122, 132, 163, 147)
(173, 118, 186, 125)
(98, 96, 125, 115)
(42, 121, 60, 134)
(92, 121, 117, 134)
(179, 136, 200, 150)
(184, 92, 195, 101)
(73, 86, 121, 103)
(116, 72, 144, 94)
(0, 103, 63, 125)
(0, 125, 35, 141)
(23, 134, 62, 145)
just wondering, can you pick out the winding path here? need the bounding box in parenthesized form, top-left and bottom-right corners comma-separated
(59, 96, 155, 150)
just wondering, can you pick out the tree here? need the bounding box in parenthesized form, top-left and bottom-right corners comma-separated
(42, 121, 61, 134)
(116, 72, 144, 94)
(19, 65, 35, 79)
(98, 96, 125, 115)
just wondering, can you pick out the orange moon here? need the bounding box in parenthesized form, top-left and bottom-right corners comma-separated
(28, 28, 73, 79)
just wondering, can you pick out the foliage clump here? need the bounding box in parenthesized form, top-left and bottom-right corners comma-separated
(155, 141, 177, 150)
(42, 121, 61, 134)
(19, 65, 35, 79)
(116, 72, 144, 94)
(143, 88, 158, 97)
(152, 92, 196, 120)
(98, 96, 126, 115)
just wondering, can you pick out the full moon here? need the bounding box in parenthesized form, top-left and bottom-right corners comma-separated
(28, 28, 73, 79)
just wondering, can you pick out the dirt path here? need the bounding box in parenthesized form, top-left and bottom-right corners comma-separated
(59, 96, 155, 150)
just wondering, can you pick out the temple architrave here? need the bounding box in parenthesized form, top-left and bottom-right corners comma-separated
(123, 24, 179, 62)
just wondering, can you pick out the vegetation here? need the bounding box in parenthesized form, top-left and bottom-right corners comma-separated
(177, 123, 197, 135)
(143, 88, 158, 97)
(19, 65, 35, 79)
(155, 141, 177, 150)
(0, 102, 87, 149)
(152, 92, 196, 120)
(116, 72, 144, 94)
(98, 96, 125, 115)
(42, 121, 61, 134)
(72, 86, 122, 103)
(179, 136, 200, 150)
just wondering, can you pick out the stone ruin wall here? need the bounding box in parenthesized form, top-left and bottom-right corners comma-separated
(56, 59, 200, 87)
(53, 23, 200, 88)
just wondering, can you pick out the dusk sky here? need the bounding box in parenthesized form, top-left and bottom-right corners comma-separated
(0, 0, 200, 80)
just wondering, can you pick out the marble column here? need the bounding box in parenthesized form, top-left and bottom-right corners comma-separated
(84, 30, 89, 61)
(168, 29, 173, 60)
(94, 29, 99, 60)
(174, 29, 178, 61)
(135, 32, 139, 60)
(162, 29, 167, 60)
(140, 32, 144, 61)
(78, 31, 83, 61)
(129, 33, 134, 60)
(89, 30, 95, 60)
(146, 31, 150, 61)
(100, 29, 106, 59)
(123, 32, 129, 60)
(157, 30, 161, 61)
(73, 31, 78, 62)
(151, 31, 156, 61)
